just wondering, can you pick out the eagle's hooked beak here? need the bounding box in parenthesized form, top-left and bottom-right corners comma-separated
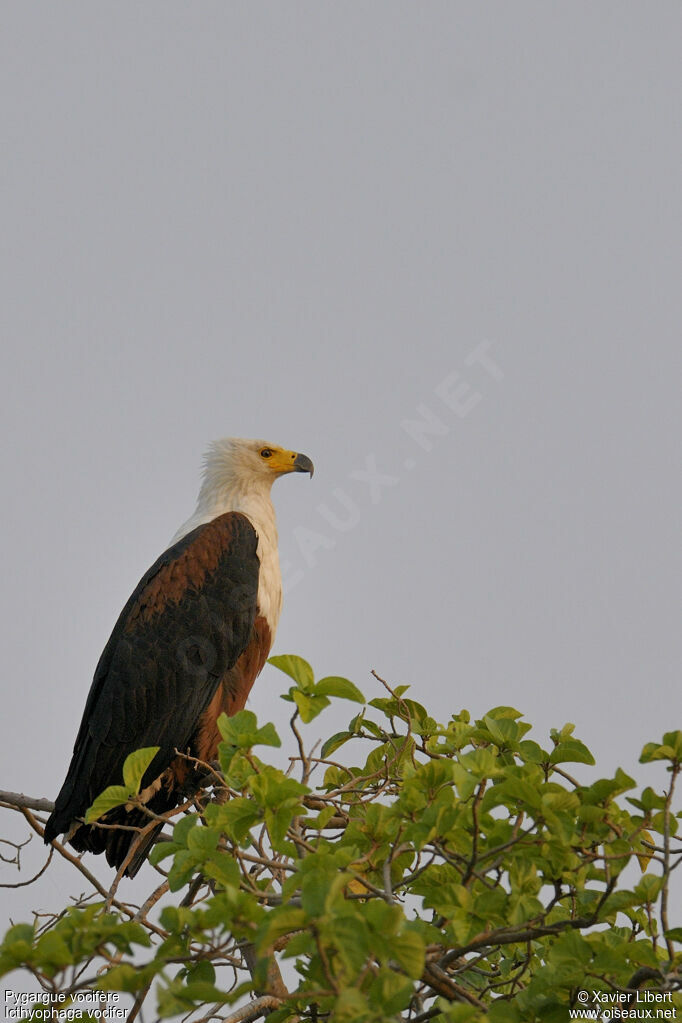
(292, 452, 314, 477)
(269, 449, 314, 477)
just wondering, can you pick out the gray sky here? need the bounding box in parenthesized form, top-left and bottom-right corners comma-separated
(2, 1, 680, 943)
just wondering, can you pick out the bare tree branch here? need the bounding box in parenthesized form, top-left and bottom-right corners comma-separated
(0, 790, 54, 813)
(221, 997, 283, 1023)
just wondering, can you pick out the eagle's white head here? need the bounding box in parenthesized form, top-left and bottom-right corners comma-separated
(202, 438, 314, 495)
(174, 437, 313, 538)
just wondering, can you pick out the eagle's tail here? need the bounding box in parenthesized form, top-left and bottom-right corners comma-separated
(45, 795, 175, 878)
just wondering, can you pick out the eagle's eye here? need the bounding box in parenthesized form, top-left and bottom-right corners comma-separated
(260, 448, 273, 458)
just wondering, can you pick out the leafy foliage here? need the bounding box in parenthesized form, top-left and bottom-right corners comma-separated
(1, 657, 681, 1021)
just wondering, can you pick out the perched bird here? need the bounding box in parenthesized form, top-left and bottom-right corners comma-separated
(44, 438, 313, 875)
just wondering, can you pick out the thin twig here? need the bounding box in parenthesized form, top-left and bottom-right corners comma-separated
(661, 764, 679, 963)
(0, 847, 53, 888)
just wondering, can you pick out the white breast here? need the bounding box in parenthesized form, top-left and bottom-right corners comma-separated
(252, 519, 283, 638)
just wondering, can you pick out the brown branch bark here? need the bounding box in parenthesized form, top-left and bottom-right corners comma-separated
(0, 790, 54, 813)
(422, 962, 486, 1008)
(221, 997, 284, 1023)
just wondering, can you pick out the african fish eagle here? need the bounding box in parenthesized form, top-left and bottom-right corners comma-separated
(44, 438, 313, 875)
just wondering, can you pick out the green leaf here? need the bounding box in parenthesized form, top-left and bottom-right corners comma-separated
(626, 786, 666, 812)
(220, 749, 257, 789)
(253, 721, 281, 747)
(369, 968, 413, 1014)
(662, 730, 682, 757)
(85, 785, 130, 822)
(98, 962, 159, 993)
(493, 776, 543, 809)
(2, 923, 34, 946)
(121, 746, 161, 793)
(167, 849, 199, 892)
(391, 930, 425, 978)
(35, 931, 73, 972)
(315, 676, 365, 703)
(635, 873, 664, 902)
(292, 689, 330, 722)
(333, 987, 370, 1021)
(186, 825, 221, 855)
(218, 798, 263, 843)
(217, 710, 280, 749)
(148, 841, 177, 866)
(483, 715, 521, 746)
(549, 739, 595, 765)
(203, 853, 240, 889)
(186, 959, 216, 985)
(640, 734, 682, 763)
(518, 739, 547, 763)
(434, 1005, 483, 1023)
(180, 980, 229, 1003)
(268, 654, 315, 691)
(258, 907, 307, 949)
(488, 1003, 522, 1023)
(172, 814, 199, 847)
(321, 730, 353, 758)
(485, 705, 524, 720)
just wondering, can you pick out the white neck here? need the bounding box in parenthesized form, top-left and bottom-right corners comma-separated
(171, 475, 283, 638)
